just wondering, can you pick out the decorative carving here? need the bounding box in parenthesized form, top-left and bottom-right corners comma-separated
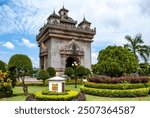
(60, 39, 84, 56)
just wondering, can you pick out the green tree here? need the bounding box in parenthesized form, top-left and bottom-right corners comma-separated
(85, 68, 91, 76)
(74, 66, 86, 87)
(8, 54, 33, 96)
(0, 60, 6, 72)
(46, 67, 56, 77)
(37, 70, 49, 85)
(124, 34, 150, 63)
(64, 67, 74, 78)
(96, 46, 138, 77)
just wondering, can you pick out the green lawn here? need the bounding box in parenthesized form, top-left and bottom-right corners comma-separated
(0, 85, 150, 101)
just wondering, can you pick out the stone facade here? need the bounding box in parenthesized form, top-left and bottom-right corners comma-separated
(36, 6, 96, 74)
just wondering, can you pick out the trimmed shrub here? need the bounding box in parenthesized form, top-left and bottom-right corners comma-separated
(64, 67, 74, 77)
(42, 90, 68, 95)
(0, 60, 6, 72)
(85, 68, 91, 76)
(84, 82, 150, 90)
(0, 90, 13, 98)
(35, 91, 79, 101)
(65, 79, 82, 85)
(96, 46, 138, 77)
(74, 66, 86, 77)
(80, 86, 149, 97)
(46, 67, 56, 77)
(37, 70, 49, 85)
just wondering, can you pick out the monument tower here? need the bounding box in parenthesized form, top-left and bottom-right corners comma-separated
(36, 6, 96, 74)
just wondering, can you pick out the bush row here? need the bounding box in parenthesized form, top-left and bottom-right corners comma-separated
(84, 82, 150, 90)
(65, 79, 82, 85)
(42, 90, 68, 95)
(16, 79, 82, 87)
(0, 90, 13, 98)
(16, 82, 48, 86)
(80, 86, 150, 97)
(35, 91, 79, 101)
(87, 76, 149, 84)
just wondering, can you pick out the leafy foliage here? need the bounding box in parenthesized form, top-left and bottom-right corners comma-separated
(64, 67, 74, 77)
(95, 46, 138, 77)
(46, 67, 56, 77)
(35, 91, 78, 101)
(0, 70, 13, 98)
(85, 68, 91, 76)
(0, 70, 12, 90)
(0, 60, 6, 72)
(87, 76, 149, 84)
(84, 82, 150, 90)
(37, 70, 49, 85)
(124, 34, 150, 63)
(80, 86, 149, 97)
(74, 66, 86, 77)
(8, 54, 33, 96)
(8, 54, 33, 77)
(138, 63, 150, 76)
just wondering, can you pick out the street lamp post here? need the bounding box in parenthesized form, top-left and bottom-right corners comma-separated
(72, 61, 78, 88)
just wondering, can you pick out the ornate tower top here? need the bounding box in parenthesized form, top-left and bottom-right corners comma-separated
(37, 7, 96, 44)
(58, 6, 69, 18)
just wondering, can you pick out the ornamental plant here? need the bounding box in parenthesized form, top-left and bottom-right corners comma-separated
(64, 67, 74, 77)
(0, 70, 12, 98)
(95, 46, 138, 77)
(37, 70, 50, 85)
(8, 54, 33, 96)
(0, 60, 6, 72)
(46, 67, 56, 77)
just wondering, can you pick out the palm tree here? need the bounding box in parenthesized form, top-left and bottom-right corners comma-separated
(124, 34, 150, 63)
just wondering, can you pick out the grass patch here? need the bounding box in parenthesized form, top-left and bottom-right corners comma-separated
(0, 85, 150, 101)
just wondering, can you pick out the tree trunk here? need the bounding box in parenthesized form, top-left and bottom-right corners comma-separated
(21, 77, 28, 96)
(75, 76, 78, 88)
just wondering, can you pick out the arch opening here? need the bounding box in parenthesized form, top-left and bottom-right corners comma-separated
(66, 57, 79, 68)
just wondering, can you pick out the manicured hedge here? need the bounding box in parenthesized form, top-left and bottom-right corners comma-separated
(16, 82, 48, 86)
(84, 82, 150, 90)
(0, 90, 13, 98)
(80, 86, 150, 97)
(65, 79, 82, 85)
(42, 90, 68, 95)
(35, 91, 79, 101)
(16, 80, 82, 86)
(87, 76, 149, 84)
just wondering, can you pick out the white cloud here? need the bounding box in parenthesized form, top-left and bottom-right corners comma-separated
(92, 52, 98, 64)
(0, 0, 150, 63)
(3, 42, 15, 49)
(29, 56, 39, 68)
(22, 38, 37, 48)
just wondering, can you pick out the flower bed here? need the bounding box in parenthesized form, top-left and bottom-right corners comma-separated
(87, 76, 149, 84)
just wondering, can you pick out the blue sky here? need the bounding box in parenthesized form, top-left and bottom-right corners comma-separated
(0, 0, 150, 67)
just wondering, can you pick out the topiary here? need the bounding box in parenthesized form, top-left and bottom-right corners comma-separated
(74, 66, 86, 77)
(37, 70, 49, 85)
(85, 68, 91, 76)
(64, 67, 74, 77)
(46, 67, 56, 77)
(8, 54, 33, 96)
(0, 60, 6, 72)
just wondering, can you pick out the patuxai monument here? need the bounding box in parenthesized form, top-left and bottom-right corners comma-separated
(36, 6, 96, 74)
